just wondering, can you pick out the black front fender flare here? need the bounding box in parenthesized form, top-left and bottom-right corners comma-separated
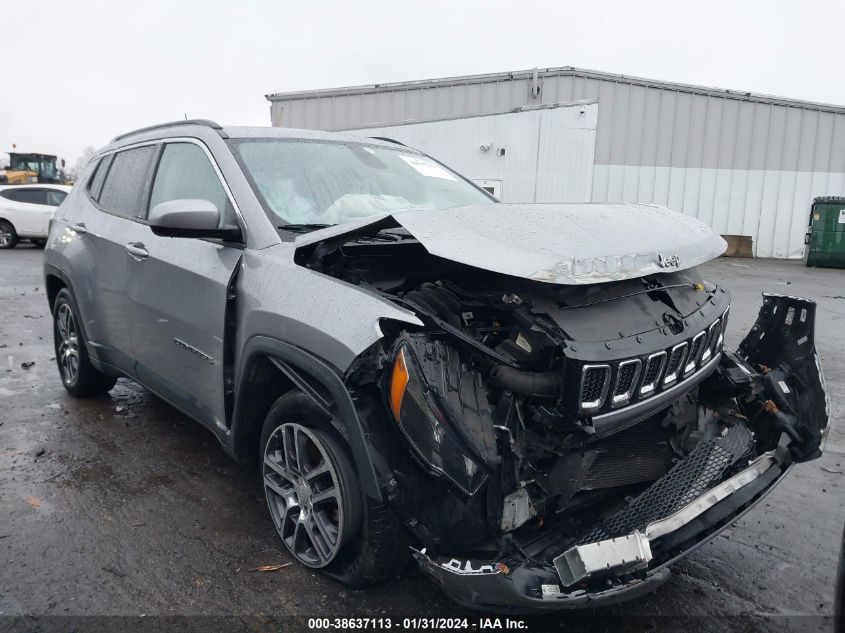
(231, 335, 382, 501)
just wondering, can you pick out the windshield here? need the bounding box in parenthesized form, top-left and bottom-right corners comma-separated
(233, 139, 493, 227)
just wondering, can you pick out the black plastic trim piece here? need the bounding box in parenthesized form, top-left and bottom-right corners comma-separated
(222, 258, 241, 426)
(268, 356, 333, 416)
(232, 335, 382, 500)
(43, 264, 92, 354)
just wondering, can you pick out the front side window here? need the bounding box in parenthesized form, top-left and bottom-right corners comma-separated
(149, 143, 233, 226)
(233, 140, 492, 227)
(98, 146, 159, 219)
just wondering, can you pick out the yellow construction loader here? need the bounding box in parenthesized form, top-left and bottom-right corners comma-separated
(1, 152, 68, 185)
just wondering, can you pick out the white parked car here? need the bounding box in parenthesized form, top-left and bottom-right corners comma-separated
(0, 184, 71, 249)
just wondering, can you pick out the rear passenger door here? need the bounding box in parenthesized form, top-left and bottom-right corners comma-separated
(74, 146, 159, 373)
(126, 140, 242, 431)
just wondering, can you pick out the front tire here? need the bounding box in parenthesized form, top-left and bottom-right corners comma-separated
(53, 288, 117, 396)
(0, 220, 18, 249)
(260, 391, 406, 587)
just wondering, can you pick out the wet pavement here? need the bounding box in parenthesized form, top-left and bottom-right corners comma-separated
(0, 245, 843, 632)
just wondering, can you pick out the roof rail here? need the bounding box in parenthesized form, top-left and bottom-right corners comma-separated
(369, 136, 407, 147)
(111, 119, 227, 142)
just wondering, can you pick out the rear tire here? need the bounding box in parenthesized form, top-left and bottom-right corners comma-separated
(0, 220, 18, 249)
(260, 391, 407, 587)
(52, 288, 117, 397)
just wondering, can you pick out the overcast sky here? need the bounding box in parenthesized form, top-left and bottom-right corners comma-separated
(2, 0, 843, 166)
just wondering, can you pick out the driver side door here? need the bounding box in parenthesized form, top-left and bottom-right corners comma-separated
(126, 140, 242, 431)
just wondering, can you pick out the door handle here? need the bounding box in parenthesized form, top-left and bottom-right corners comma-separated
(70, 222, 87, 234)
(125, 242, 149, 259)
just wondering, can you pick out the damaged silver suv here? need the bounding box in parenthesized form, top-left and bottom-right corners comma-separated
(44, 120, 829, 612)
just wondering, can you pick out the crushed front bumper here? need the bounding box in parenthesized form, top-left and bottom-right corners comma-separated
(413, 548, 672, 613)
(412, 294, 829, 613)
(413, 446, 785, 613)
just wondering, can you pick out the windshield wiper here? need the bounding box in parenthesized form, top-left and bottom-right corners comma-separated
(278, 223, 335, 234)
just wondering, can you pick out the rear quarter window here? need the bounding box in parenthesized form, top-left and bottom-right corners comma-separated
(87, 154, 114, 202)
(97, 146, 159, 219)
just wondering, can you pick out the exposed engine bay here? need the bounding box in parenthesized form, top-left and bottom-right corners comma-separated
(299, 226, 829, 611)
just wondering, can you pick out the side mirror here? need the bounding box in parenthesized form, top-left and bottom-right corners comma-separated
(148, 199, 241, 241)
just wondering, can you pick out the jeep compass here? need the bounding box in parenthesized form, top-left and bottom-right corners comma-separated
(44, 120, 829, 612)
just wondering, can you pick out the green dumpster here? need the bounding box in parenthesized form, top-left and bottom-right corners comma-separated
(804, 196, 845, 268)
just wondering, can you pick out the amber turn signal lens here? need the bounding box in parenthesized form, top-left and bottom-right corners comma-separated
(389, 348, 409, 422)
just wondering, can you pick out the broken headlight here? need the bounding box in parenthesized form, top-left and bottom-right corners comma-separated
(388, 346, 487, 495)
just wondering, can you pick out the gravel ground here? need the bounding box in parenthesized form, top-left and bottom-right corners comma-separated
(0, 245, 842, 632)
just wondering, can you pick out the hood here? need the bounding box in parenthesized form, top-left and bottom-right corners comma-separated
(297, 202, 727, 285)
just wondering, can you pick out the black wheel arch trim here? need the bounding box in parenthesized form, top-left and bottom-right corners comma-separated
(231, 335, 383, 501)
(43, 263, 101, 364)
(44, 263, 70, 307)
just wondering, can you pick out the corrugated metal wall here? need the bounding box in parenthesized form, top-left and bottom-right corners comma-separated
(268, 68, 845, 258)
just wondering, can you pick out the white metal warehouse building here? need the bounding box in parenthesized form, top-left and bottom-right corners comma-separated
(266, 67, 845, 259)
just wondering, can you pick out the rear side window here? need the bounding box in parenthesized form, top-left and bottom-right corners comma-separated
(98, 146, 159, 219)
(149, 143, 233, 225)
(0, 188, 48, 205)
(87, 154, 113, 202)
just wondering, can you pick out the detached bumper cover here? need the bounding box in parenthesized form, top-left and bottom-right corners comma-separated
(412, 294, 828, 613)
(736, 293, 830, 462)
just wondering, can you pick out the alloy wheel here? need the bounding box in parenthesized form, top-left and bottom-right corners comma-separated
(56, 303, 80, 385)
(0, 224, 12, 247)
(263, 422, 347, 568)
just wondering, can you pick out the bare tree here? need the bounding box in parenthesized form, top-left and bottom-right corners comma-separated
(68, 146, 97, 181)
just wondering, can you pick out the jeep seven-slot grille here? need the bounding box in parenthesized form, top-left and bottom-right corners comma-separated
(577, 313, 726, 414)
